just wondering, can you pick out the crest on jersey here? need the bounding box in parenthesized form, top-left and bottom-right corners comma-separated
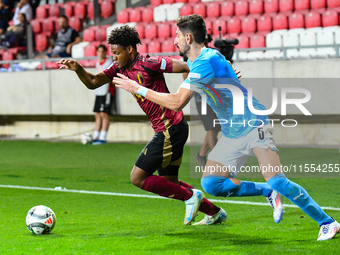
(137, 72, 144, 85)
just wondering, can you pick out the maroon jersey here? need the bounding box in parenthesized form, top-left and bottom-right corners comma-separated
(103, 54, 183, 133)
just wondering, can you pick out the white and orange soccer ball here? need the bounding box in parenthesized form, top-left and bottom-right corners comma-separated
(26, 205, 56, 235)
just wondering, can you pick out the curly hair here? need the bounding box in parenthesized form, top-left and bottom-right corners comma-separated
(107, 25, 142, 50)
(176, 14, 206, 44)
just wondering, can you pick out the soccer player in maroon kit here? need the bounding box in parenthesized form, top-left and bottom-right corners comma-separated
(57, 25, 226, 225)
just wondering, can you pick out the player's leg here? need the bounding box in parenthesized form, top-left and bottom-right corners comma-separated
(255, 147, 339, 240)
(93, 112, 101, 141)
(98, 112, 109, 142)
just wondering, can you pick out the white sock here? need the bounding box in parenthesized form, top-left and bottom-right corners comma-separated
(99, 131, 107, 141)
(93, 130, 100, 140)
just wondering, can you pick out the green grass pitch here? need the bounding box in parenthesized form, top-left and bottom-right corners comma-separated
(0, 141, 339, 254)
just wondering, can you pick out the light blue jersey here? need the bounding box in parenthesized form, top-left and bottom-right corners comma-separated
(181, 47, 268, 138)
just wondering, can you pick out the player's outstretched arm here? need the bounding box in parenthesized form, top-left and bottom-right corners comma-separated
(113, 73, 192, 112)
(57, 59, 111, 90)
(172, 59, 190, 73)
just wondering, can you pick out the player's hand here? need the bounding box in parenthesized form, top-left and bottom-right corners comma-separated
(235, 69, 242, 80)
(57, 59, 81, 72)
(113, 73, 141, 95)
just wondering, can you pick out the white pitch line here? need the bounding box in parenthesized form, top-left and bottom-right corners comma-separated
(1, 184, 340, 211)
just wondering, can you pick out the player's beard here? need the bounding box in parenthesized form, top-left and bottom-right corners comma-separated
(178, 44, 190, 58)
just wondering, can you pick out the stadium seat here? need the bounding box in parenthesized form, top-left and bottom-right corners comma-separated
(69, 16, 82, 32)
(250, 34, 265, 47)
(87, 2, 98, 20)
(167, 3, 184, 21)
(288, 13, 305, 29)
(311, 0, 326, 9)
(171, 22, 177, 37)
(299, 30, 317, 58)
(2, 51, 14, 69)
(30, 19, 43, 34)
(242, 17, 257, 33)
(282, 31, 300, 58)
(294, 0, 310, 10)
(84, 42, 100, 57)
(188, 0, 200, 3)
(234, 34, 250, 48)
(36, 5, 49, 19)
(264, 0, 278, 13)
(42, 18, 55, 34)
(279, 0, 294, 12)
(335, 29, 340, 44)
(117, 9, 129, 23)
(154, 5, 169, 22)
(273, 14, 288, 30)
(101, 0, 115, 19)
(263, 32, 283, 59)
(327, 0, 340, 8)
(206, 2, 221, 18)
(316, 29, 336, 57)
(64, 2, 75, 17)
(130, 8, 142, 23)
(193, 3, 207, 18)
(148, 40, 161, 53)
(75, 2, 87, 19)
(322, 10, 340, 27)
(151, 0, 163, 6)
(134, 24, 145, 39)
(220, 1, 234, 16)
(142, 7, 154, 22)
(258, 15, 272, 31)
(162, 38, 176, 52)
(35, 33, 49, 53)
(137, 43, 148, 54)
(212, 18, 227, 35)
(158, 23, 171, 38)
(49, 4, 61, 17)
(180, 4, 193, 16)
(72, 42, 90, 58)
(228, 17, 242, 34)
(175, 0, 188, 3)
(249, 0, 264, 14)
(235, 1, 249, 16)
(95, 27, 107, 42)
(144, 23, 158, 39)
(164, 0, 175, 4)
(305, 11, 322, 28)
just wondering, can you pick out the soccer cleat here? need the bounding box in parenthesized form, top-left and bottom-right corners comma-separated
(266, 190, 284, 223)
(92, 140, 107, 145)
(193, 208, 227, 225)
(184, 189, 205, 225)
(317, 219, 340, 241)
(195, 152, 207, 167)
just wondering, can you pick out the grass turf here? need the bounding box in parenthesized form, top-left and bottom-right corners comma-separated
(0, 140, 339, 254)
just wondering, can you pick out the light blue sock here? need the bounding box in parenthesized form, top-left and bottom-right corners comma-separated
(267, 173, 333, 226)
(201, 175, 272, 197)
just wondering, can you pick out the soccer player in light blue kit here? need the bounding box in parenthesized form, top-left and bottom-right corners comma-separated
(113, 15, 339, 241)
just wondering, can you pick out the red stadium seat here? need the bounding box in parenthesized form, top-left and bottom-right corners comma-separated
(305, 11, 322, 28)
(212, 19, 227, 35)
(193, 3, 207, 18)
(2, 51, 14, 69)
(249, 0, 264, 14)
(83, 28, 96, 42)
(137, 43, 148, 54)
(129, 8, 142, 23)
(235, 0, 249, 16)
(69, 16, 82, 32)
(273, 13, 288, 30)
(175, 0, 188, 3)
(257, 15, 272, 31)
(264, 0, 278, 13)
(295, 0, 310, 10)
(221, 1, 235, 16)
(75, 2, 87, 19)
(84, 42, 100, 57)
(151, 0, 162, 6)
(30, 19, 43, 34)
(228, 17, 242, 34)
(42, 18, 55, 34)
(288, 12, 305, 29)
(135, 24, 145, 39)
(117, 9, 129, 23)
(204, 18, 213, 34)
(50, 16, 60, 31)
(250, 34, 265, 47)
(50, 4, 61, 17)
(87, 2, 100, 20)
(171, 22, 177, 37)
(279, 0, 294, 12)
(322, 10, 340, 27)
(206, 2, 221, 18)
(327, 0, 340, 8)
(158, 23, 171, 38)
(142, 7, 153, 22)
(36, 5, 49, 19)
(163, 0, 175, 4)
(64, 2, 75, 17)
(35, 33, 49, 53)
(180, 4, 193, 16)
(95, 27, 107, 42)
(101, 40, 112, 55)
(242, 16, 257, 33)
(188, 0, 200, 3)
(144, 23, 158, 39)
(148, 40, 161, 53)
(311, 0, 326, 9)
(162, 38, 176, 52)
(234, 34, 250, 48)
(101, 0, 115, 19)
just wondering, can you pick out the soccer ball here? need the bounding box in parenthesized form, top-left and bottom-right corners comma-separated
(26, 205, 56, 235)
(81, 132, 93, 145)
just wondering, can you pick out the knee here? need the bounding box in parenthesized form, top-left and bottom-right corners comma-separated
(201, 176, 223, 197)
(267, 173, 289, 190)
(130, 171, 144, 188)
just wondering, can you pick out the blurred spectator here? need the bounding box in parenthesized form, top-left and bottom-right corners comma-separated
(0, 13, 28, 48)
(0, 0, 15, 35)
(12, 0, 32, 26)
(36, 15, 82, 59)
(29, 0, 40, 18)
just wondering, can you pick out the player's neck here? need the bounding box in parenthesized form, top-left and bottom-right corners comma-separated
(187, 43, 205, 62)
(126, 52, 138, 71)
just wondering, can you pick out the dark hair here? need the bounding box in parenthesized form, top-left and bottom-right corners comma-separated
(107, 25, 142, 50)
(176, 14, 206, 44)
(18, 13, 27, 22)
(96, 44, 107, 52)
(59, 15, 68, 21)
